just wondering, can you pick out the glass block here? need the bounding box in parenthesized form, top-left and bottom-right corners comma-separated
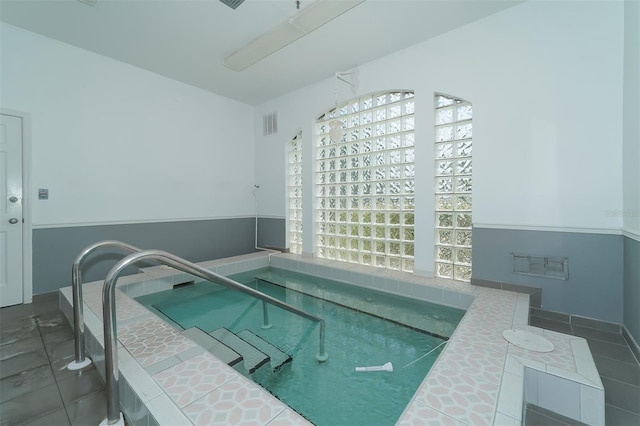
(437, 107, 454, 124)
(403, 197, 415, 209)
(402, 133, 416, 147)
(390, 197, 400, 209)
(456, 195, 472, 211)
(437, 143, 453, 159)
(350, 184, 358, 196)
(404, 164, 415, 179)
(329, 199, 336, 209)
(389, 213, 400, 224)
(390, 151, 401, 164)
(362, 112, 372, 124)
(340, 171, 347, 182)
(457, 104, 472, 120)
(456, 159, 472, 175)
(351, 197, 359, 209)
(328, 185, 336, 196)
(437, 212, 453, 228)
(437, 160, 453, 176)
(389, 243, 400, 256)
(456, 213, 472, 228)
(390, 92, 402, 103)
(350, 169, 359, 181)
(404, 228, 414, 241)
(456, 177, 472, 193)
(389, 227, 400, 240)
(456, 230, 472, 246)
(350, 100, 360, 113)
(457, 140, 472, 157)
(454, 265, 472, 282)
(328, 249, 336, 259)
(376, 256, 386, 267)
(339, 199, 347, 210)
(328, 236, 335, 246)
(362, 97, 373, 110)
(340, 145, 348, 156)
(362, 183, 371, 195)
(363, 254, 372, 265)
(376, 226, 385, 238)
(404, 148, 415, 162)
(389, 257, 401, 270)
(389, 166, 400, 179)
(376, 124, 386, 136)
(350, 129, 359, 141)
(375, 242, 386, 254)
(404, 243, 414, 256)
(375, 109, 386, 122)
(437, 246, 452, 261)
(456, 123, 473, 140)
(437, 178, 453, 193)
(375, 182, 385, 195)
(404, 180, 415, 194)
(363, 127, 372, 138)
(363, 155, 372, 167)
(436, 126, 454, 142)
(404, 213, 414, 225)
(362, 240, 372, 252)
(376, 153, 386, 166)
(438, 230, 452, 245)
(390, 181, 400, 194)
(389, 105, 402, 118)
(403, 258, 414, 272)
(350, 252, 359, 263)
(363, 226, 372, 238)
(403, 117, 415, 131)
(404, 101, 415, 115)
(388, 120, 400, 133)
(389, 136, 401, 149)
(329, 159, 336, 170)
(350, 238, 359, 249)
(456, 248, 472, 265)
(435, 95, 456, 108)
(338, 237, 347, 248)
(363, 140, 372, 152)
(350, 212, 359, 223)
(404, 92, 415, 99)
(436, 195, 453, 211)
(340, 185, 347, 196)
(375, 95, 387, 106)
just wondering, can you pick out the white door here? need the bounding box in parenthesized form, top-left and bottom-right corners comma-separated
(0, 114, 23, 307)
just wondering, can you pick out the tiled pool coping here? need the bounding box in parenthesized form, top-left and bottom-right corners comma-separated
(58, 252, 604, 425)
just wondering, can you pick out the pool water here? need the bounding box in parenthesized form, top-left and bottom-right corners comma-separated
(136, 267, 465, 426)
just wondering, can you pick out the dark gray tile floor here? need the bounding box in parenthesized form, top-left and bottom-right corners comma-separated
(526, 308, 640, 426)
(0, 293, 107, 426)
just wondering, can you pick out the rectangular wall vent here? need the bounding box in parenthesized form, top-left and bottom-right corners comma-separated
(511, 253, 569, 280)
(263, 111, 278, 136)
(219, 0, 246, 10)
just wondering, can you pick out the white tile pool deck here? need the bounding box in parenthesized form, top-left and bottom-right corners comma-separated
(59, 252, 604, 425)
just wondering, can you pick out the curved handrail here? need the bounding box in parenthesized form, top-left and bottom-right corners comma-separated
(69, 240, 142, 369)
(102, 249, 328, 424)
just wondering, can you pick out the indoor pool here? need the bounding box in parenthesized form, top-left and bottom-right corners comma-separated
(136, 267, 465, 425)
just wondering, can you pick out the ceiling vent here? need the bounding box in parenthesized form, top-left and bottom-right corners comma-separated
(219, 0, 246, 9)
(263, 112, 278, 136)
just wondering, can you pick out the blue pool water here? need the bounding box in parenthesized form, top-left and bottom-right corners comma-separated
(136, 267, 465, 425)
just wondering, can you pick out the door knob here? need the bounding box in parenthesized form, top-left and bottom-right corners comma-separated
(9, 218, 19, 224)
(9, 197, 18, 203)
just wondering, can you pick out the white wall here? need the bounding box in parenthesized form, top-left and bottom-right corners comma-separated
(1, 23, 256, 227)
(623, 0, 640, 238)
(254, 1, 625, 274)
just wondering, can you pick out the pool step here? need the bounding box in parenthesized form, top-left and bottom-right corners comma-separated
(237, 330, 292, 372)
(209, 327, 270, 374)
(181, 327, 243, 367)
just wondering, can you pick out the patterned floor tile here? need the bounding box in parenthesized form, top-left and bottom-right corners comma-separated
(126, 330, 197, 368)
(398, 402, 471, 426)
(153, 352, 237, 408)
(118, 317, 175, 347)
(183, 377, 286, 425)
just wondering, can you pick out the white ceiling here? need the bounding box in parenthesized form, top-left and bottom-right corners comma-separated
(0, 0, 521, 105)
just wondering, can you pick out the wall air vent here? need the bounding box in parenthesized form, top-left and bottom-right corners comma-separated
(263, 111, 278, 136)
(512, 253, 569, 280)
(219, 0, 246, 9)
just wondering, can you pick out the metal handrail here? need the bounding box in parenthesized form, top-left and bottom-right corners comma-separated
(69, 240, 142, 370)
(102, 249, 328, 425)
